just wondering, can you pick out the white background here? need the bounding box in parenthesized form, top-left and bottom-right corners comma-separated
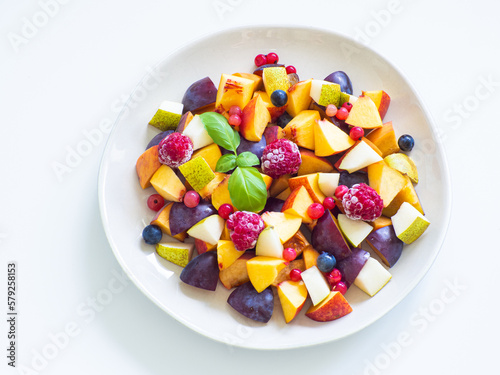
(1, 0, 499, 374)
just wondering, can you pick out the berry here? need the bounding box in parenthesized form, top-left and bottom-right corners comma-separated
(276, 112, 293, 128)
(334, 185, 349, 200)
(317, 252, 336, 273)
(183, 190, 200, 208)
(270, 90, 288, 107)
(218, 203, 234, 220)
(290, 268, 302, 282)
(336, 107, 349, 120)
(266, 52, 279, 64)
(349, 126, 364, 140)
(333, 281, 348, 295)
(226, 211, 265, 251)
(325, 104, 338, 117)
(261, 139, 301, 179)
(326, 268, 342, 286)
(142, 225, 162, 245)
(342, 183, 383, 221)
(398, 134, 415, 151)
(254, 54, 267, 67)
(228, 105, 242, 117)
(228, 114, 242, 127)
(158, 132, 193, 168)
(323, 196, 336, 210)
(307, 203, 325, 220)
(285, 65, 296, 74)
(342, 102, 353, 112)
(147, 194, 164, 211)
(283, 247, 297, 262)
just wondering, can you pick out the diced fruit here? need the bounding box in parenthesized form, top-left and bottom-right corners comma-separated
(288, 173, 326, 204)
(180, 251, 219, 291)
(353, 257, 392, 297)
(338, 140, 383, 173)
(156, 241, 194, 267)
(282, 110, 320, 150)
(219, 251, 255, 289)
(337, 213, 374, 247)
(269, 174, 291, 197)
(366, 225, 403, 267)
(302, 246, 320, 269)
(297, 149, 334, 176)
(246, 256, 286, 293)
(273, 259, 306, 285)
(179, 157, 215, 192)
(383, 174, 423, 217)
(361, 90, 391, 120)
(339, 170, 369, 188)
(262, 197, 285, 212)
(300, 265, 330, 306)
(286, 79, 312, 117)
(341, 183, 384, 222)
(181, 114, 215, 151)
(215, 74, 255, 112)
(175, 112, 194, 133)
(255, 226, 284, 258)
(142, 225, 162, 245)
(191, 143, 222, 172)
(240, 95, 271, 141)
(311, 210, 351, 261)
(198, 172, 226, 200)
(217, 240, 245, 270)
(262, 67, 290, 97)
(277, 280, 308, 323)
(398, 134, 415, 151)
(146, 130, 173, 150)
(282, 230, 310, 258)
(187, 214, 225, 246)
(365, 121, 400, 157)
(367, 161, 407, 208)
(310, 80, 341, 107)
(305, 291, 352, 322)
(168, 201, 217, 236)
(194, 238, 216, 254)
(391, 202, 430, 244)
(227, 211, 265, 251)
(149, 100, 183, 131)
(136, 145, 162, 189)
(314, 119, 355, 157)
(150, 164, 186, 202)
(324, 71, 353, 95)
(345, 95, 383, 129)
(227, 282, 274, 323)
(147, 194, 164, 211)
(261, 139, 301, 179)
(316, 252, 336, 273)
(282, 186, 315, 224)
(369, 215, 393, 230)
(384, 153, 419, 184)
(211, 174, 231, 210)
(317, 172, 340, 197)
(261, 211, 302, 243)
(182, 77, 217, 114)
(150, 202, 187, 241)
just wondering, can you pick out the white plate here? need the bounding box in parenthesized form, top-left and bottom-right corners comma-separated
(98, 26, 451, 349)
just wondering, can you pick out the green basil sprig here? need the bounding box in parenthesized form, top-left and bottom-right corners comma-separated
(200, 112, 267, 212)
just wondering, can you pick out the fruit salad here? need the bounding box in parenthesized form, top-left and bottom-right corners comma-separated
(135, 52, 430, 324)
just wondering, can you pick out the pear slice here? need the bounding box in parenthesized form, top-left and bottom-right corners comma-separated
(317, 172, 340, 197)
(338, 140, 383, 173)
(256, 226, 284, 259)
(156, 242, 194, 268)
(149, 100, 184, 131)
(391, 202, 430, 244)
(300, 266, 330, 306)
(337, 214, 373, 247)
(354, 257, 392, 297)
(186, 214, 225, 245)
(310, 80, 341, 107)
(384, 153, 419, 184)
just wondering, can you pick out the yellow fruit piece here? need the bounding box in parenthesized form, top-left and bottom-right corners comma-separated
(383, 175, 424, 217)
(246, 256, 286, 293)
(179, 157, 215, 192)
(391, 202, 430, 244)
(217, 240, 245, 270)
(215, 74, 255, 112)
(287, 79, 312, 117)
(150, 164, 186, 202)
(282, 110, 320, 150)
(384, 153, 419, 184)
(282, 185, 314, 224)
(277, 280, 308, 323)
(262, 67, 291, 97)
(367, 161, 407, 208)
(345, 95, 383, 129)
(365, 121, 400, 157)
(314, 119, 355, 157)
(191, 143, 222, 172)
(261, 211, 302, 243)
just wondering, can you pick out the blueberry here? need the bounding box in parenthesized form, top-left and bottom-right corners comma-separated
(276, 112, 293, 128)
(270, 90, 288, 107)
(398, 134, 415, 152)
(142, 224, 162, 245)
(316, 252, 336, 273)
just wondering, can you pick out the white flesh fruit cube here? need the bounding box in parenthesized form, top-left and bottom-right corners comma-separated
(317, 172, 340, 197)
(159, 100, 183, 114)
(156, 241, 194, 268)
(354, 257, 392, 297)
(186, 214, 225, 246)
(337, 214, 373, 247)
(149, 100, 184, 131)
(181, 114, 214, 151)
(391, 202, 430, 244)
(301, 266, 331, 305)
(256, 226, 284, 259)
(339, 140, 383, 173)
(309, 80, 341, 107)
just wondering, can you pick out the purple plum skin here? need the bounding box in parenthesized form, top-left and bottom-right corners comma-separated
(182, 76, 217, 114)
(324, 71, 353, 95)
(311, 210, 352, 261)
(169, 201, 217, 236)
(227, 282, 274, 323)
(146, 130, 173, 150)
(221, 136, 267, 162)
(262, 197, 284, 213)
(180, 251, 219, 291)
(339, 171, 369, 188)
(366, 225, 403, 267)
(252, 63, 285, 77)
(336, 248, 370, 288)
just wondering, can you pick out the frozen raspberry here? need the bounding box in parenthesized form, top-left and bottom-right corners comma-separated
(226, 211, 265, 251)
(260, 139, 301, 178)
(342, 183, 383, 221)
(158, 132, 193, 168)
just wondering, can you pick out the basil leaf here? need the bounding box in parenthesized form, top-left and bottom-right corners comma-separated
(215, 154, 237, 173)
(200, 112, 240, 153)
(228, 167, 267, 212)
(236, 152, 260, 168)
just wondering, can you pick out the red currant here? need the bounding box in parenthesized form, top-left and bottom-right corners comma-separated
(349, 126, 364, 140)
(307, 203, 325, 220)
(266, 52, 279, 64)
(336, 107, 349, 121)
(326, 268, 342, 286)
(289, 268, 302, 282)
(325, 104, 338, 117)
(147, 194, 164, 211)
(184, 190, 200, 208)
(334, 185, 349, 200)
(333, 281, 348, 295)
(254, 54, 267, 67)
(228, 105, 242, 117)
(285, 65, 296, 74)
(323, 196, 336, 210)
(228, 114, 242, 127)
(342, 102, 353, 112)
(218, 203, 234, 220)
(283, 247, 297, 262)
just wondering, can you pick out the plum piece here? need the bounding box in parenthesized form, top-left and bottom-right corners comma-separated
(182, 77, 217, 114)
(252, 63, 285, 77)
(336, 247, 370, 288)
(366, 225, 403, 267)
(324, 71, 353, 95)
(227, 282, 274, 323)
(180, 251, 219, 291)
(146, 130, 173, 150)
(263, 125, 281, 145)
(262, 197, 284, 213)
(339, 171, 369, 188)
(311, 210, 351, 261)
(329, 115, 350, 134)
(169, 201, 217, 236)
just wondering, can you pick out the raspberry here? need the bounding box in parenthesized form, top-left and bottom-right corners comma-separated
(342, 183, 383, 221)
(260, 139, 301, 178)
(226, 211, 265, 251)
(158, 132, 193, 168)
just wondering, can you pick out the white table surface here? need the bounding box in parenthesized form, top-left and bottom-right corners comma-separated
(1, 0, 499, 374)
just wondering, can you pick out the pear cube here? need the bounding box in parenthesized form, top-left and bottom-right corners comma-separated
(338, 140, 383, 173)
(300, 265, 330, 306)
(317, 172, 340, 197)
(179, 156, 215, 192)
(255, 226, 284, 259)
(181, 114, 215, 151)
(391, 202, 430, 244)
(262, 67, 291, 97)
(354, 257, 392, 297)
(156, 241, 194, 268)
(309, 80, 341, 107)
(149, 100, 184, 131)
(186, 214, 225, 246)
(337, 213, 373, 247)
